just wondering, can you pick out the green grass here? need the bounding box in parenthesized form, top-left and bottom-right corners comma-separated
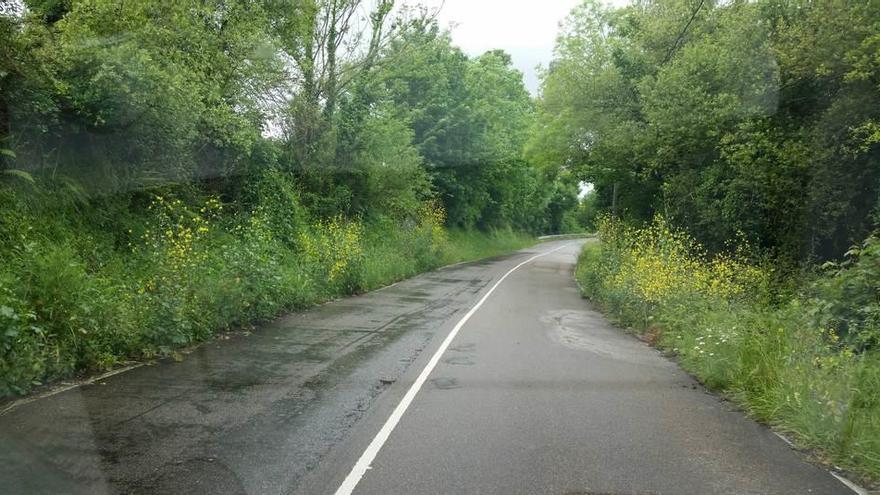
(360, 226, 534, 291)
(440, 228, 535, 265)
(576, 240, 880, 486)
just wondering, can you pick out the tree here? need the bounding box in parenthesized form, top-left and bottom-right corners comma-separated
(269, 0, 398, 169)
(533, 0, 880, 260)
(8, 0, 283, 190)
(381, 21, 555, 230)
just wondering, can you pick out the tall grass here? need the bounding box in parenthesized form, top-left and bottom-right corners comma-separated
(0, 176, 534, 397)
(360, 219, 533, 290)
(440, 228, 535, 265)
(576, 216, 880, 483)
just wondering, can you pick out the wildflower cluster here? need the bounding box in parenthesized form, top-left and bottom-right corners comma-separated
(137, 195, 220, 290)
(676, 325, 738, 357)
(579, 216, 880, 480)
(419, 201, 448, 252)
(811, 327, 856, 371)
(601, 215, 766, 308)
(299, 215, 364, 283)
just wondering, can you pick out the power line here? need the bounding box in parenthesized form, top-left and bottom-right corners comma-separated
(661, 0, 706, 65)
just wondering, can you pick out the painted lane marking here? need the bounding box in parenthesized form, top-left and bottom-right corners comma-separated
(1, 247, 545, 415)
(830, 472, 869, 495)
(334, 243, 572, 495)
(775, 432, 866, 494)
(774, 432, 795, 448)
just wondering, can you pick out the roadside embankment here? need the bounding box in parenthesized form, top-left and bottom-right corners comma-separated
(576, 217, 880, 487)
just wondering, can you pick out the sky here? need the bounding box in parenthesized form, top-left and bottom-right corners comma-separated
(411, 0, 631, 96)
(411, 0, 583, 95)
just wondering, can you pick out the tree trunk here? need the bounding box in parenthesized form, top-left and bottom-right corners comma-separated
(612, 182, 619, 218)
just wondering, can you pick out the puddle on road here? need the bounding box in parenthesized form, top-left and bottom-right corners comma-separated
(430, 377, 460, 390)
(206, 375, 264, 393)
(448, 342, 475, 352)
(540, 310, 668, 367)
(443, 356, 474, 366)
(134, 457, 247, 495)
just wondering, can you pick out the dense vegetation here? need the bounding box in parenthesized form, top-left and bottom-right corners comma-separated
(533, 0, 880, 261)
(578, 220, 880, 481)
(0, 0, 578, 396)
(547, 0, 880, 482)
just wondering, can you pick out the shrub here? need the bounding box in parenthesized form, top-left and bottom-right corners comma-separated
(812, 234, 880, 350)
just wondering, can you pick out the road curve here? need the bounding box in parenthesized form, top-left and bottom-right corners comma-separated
(0, 240, 854, 494)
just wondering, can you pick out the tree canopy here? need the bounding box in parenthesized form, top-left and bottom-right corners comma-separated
(1, 0, 575, 232)
(532, 0, 880, 260)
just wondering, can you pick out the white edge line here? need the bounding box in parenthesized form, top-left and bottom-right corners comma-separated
(333, 243, 572, 495)
(0, 247, 514, 411)
(0, 242, 566, 418)
(774, 414, 868, 494)
(773, 432, 795, 448)
(830, 472, 869, 495)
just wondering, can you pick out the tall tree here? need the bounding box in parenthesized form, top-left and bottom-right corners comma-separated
(269, 0, 397, 169)
(533, 0, 880, 259)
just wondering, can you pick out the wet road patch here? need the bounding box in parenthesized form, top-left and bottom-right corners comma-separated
(429, 377, 460, 390)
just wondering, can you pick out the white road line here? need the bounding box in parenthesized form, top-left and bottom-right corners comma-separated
(774, 432, 867, 495)
(773, 432, 795, 448)
(334, 243, 572, 495)
(830, 472, 869, 495)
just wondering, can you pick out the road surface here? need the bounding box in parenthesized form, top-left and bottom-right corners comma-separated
(0, 240, 854, 494)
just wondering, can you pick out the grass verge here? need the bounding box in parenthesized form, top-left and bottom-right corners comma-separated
(575, 217, 880, 486)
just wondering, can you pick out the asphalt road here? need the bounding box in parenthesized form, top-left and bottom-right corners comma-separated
(0, 240, 855, 494)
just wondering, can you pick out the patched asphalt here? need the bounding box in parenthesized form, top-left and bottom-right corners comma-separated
(0, 240, 855, 494)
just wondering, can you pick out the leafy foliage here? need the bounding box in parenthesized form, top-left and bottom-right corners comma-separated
(813, 235, 880, 351)
(379, 22, 574, 232)
(0, 174, 533, 396)
(556, 0, 880, 483)
(535, 0, 880, 260)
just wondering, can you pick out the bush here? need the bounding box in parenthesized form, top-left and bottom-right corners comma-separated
(812, 234, 880, 350)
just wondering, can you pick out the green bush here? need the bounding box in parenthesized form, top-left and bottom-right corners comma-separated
(812, 235, 880, 350)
